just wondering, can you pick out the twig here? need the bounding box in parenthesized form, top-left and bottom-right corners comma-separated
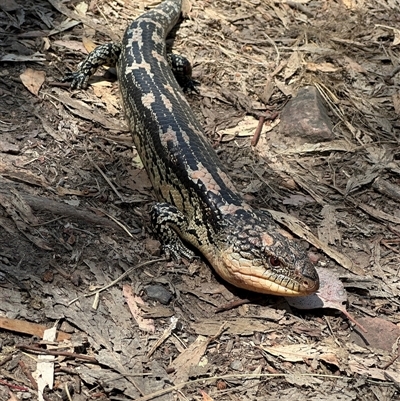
(94, 207, 134, 238)
(18, 361, 38, 390)
(15, 344, 98, 363)
(147, 317, 178, 358)
(215, 298, 251, 313)
(251, 116, 265, 147)
(68, 258, 166, 305)
(84, 143, 125, 202)
(0, 379, 29, 392)
(133, 372, 344, 401)
(0, 354, 13, 367)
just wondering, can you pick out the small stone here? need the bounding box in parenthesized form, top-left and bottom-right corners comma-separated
(230, 359, 244, 371)
(59, 321, 75, 334)
(145, 285, 173, 305)
(280, 85, 334, 142)
(70, 271, 82, 286)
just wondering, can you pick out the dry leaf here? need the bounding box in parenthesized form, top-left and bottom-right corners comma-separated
(274, 79, 294, 96)
(119, 167, 152, 193)
(191, 318, 277, 336)
(48, 19, 81, 36)
(393, 29, 400, 46)
(286, 268, 366, 332)
(345, 170, 380, 194)
(306, 62, 340, 72)
(1, 52, 46, 62)
(348, 360, 400, 381)
(204, 7, 227, 21)
(122, 284, 155, 333)
(286, 268, 346, 311)
(218, 115, 259, 140)
(199, 390, 215, 401)
(74, 1, 88, 16)
(283, 51, 302, 80)
(342, 56, 367, 74)
(170, 335, 210, 384)
(375, 24, 400, 46)
(392, 93, 400, 115)
(181, 0, 191, 16)
(92, 86, 120, 115)
(261, 343, 320, 362)
(53, 40, 87, 53)
(285, 373, 323, 386)
(82, 36, 97, 53)
(277, 139, 356, 155)
(20, 68, 46, 96)
(7, 391, 20, 401)
(317, 205, 341, 245)
(261, 340, 345, 367)
(341, 0, 357, 9)
(282, 194, 315, 206)
(268, 210, 360, 274)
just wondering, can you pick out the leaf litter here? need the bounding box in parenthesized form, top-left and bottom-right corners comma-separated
(1, 0, 400, 400)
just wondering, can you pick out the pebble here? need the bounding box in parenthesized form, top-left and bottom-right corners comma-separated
(280, 85, 334, 142)
(230, 359, 244, 371)
(145, 285, 173, 305)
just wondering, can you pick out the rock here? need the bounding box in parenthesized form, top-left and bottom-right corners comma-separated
(230, 359, 244, 371)
(351, 317, 400, 352)
(145, 285, 173, 305)
(280, 85, 334, 142)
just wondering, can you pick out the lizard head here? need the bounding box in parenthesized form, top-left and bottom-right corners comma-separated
(207, 209, 320, 296)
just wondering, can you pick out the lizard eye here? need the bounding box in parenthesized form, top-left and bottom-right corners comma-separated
(269, 256, 281, 267)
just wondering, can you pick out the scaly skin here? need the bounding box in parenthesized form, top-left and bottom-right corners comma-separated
(65, 0, 319, 296)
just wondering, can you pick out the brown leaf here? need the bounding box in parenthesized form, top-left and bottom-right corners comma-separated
(306, 62, 340, 72)
(342, 56, 367, 74)
(268, 210, 361, 274)
(392, 92, 400, 115)
(53, 40, 87, 53)
(199, 390, 215, 401)
(82, 36, 97, 53)
(170, 335, 210, 384)
(119, 167, 152, 193)
(20, 68, 46, 96)
(283, 51, 302, 80)
(92, 86, 120, 115)
(122, 284, 155, 333)
(286, 268, 346, 310)
(352, 317, 400, 352)
(261, 343, 320, 362)
(286, 268, 367, 333)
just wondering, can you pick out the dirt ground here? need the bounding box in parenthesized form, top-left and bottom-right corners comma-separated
(1, 0, 400, 400)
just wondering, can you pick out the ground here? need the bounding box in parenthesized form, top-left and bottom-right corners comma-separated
(1, 0, 400, 400)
